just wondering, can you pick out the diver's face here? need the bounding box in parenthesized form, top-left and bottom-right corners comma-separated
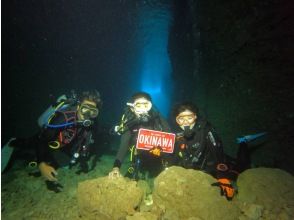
(132, 97, 152, 116)
(77, 100, 98, 121)
(176, 110, 197, 129)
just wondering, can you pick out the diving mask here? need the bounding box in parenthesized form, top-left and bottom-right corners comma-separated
(176, 110, 197, 129)
(127, 98, 152, 115)
(80, 104, 99, 119)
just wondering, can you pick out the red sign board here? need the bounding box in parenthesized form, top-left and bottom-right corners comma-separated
(136, 128, 175, 153)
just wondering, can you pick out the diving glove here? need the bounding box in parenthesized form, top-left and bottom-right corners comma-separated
(149, 147, 162, 157)
(212, 178, 236, 200)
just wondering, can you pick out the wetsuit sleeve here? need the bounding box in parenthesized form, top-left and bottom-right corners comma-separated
(36, 113, 63, 164)
(204, 125, 227, 177)
(36, 128, 59, 164)
(113, 130, 131, 168)
(168, 133, 184, 166)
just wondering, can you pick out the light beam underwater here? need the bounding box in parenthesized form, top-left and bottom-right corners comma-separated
(137, 2, 174, 117)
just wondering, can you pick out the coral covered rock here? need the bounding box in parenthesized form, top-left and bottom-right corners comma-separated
(77, 176, 143, 220)
(152, 166, 241, 220)
(236, 167, 294, 219)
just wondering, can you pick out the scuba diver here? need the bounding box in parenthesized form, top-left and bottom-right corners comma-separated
(3, 90, 102, 192)
(108, 92, 170, 180)
(171, 101, 266, 200)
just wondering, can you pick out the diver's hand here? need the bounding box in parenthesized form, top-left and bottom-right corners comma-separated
(108, 167, 121, 179)
(218, 178, 235, 200)
(39, 162, 58, 182)
(149, 147, 162, 157)
(212, 178, 235, 200)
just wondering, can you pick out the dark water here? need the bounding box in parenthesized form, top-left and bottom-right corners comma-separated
(3, 0, 294, 174)
(2, 0, 175, 143)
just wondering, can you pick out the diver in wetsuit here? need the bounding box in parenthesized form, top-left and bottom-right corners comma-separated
(8, 90, 102, 191)
(170, 102, 260, 200)
(108, 92, 170, 180)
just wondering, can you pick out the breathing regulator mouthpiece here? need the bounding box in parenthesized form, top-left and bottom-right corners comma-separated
(78, 119, 92, 127)
(139, 113, 150, 122)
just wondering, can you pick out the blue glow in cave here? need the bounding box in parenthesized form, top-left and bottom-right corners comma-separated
(137, 2, 173, 117)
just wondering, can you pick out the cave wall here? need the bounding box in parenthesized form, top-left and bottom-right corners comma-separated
(170, 0, 294, 173)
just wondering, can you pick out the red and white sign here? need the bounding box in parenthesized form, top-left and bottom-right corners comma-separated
(136, 128, 175, 153)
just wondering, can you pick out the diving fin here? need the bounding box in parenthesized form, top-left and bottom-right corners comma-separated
(1, 138, 16, 173)
(236, 132, 267, 144)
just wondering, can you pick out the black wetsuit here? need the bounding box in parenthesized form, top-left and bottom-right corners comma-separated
(113, 109, 170, 179)
(172, 118, 226, 178)
(36, 106, 94, 172)
(172, 117, 252, 181)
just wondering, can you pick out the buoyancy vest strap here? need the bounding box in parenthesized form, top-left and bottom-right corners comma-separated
(130, 145, 135, 162)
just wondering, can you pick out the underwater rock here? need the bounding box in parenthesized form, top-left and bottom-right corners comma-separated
(77, 176, 144, 220)
(152, 166, 241, 220)
(126, 212, 158, 220)
(152, 166, 294, 219)
(240, 203, 264, 220)
(237, 167, 294, 219)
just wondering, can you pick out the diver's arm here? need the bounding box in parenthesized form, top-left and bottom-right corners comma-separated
(38, 111, 71, 181)
(205, 125, 236, 200)
(204, 124, 229, 178)
(36, 112, 65, 163)
(205, 122, 224, 160)
(36, 128, 60, 181)
(109, 130, 131, 179)
(113, 130, 131, 169)
(36, 128, 58, 163)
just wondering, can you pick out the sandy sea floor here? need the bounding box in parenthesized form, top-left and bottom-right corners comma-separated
(1, 154, 120, 220)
